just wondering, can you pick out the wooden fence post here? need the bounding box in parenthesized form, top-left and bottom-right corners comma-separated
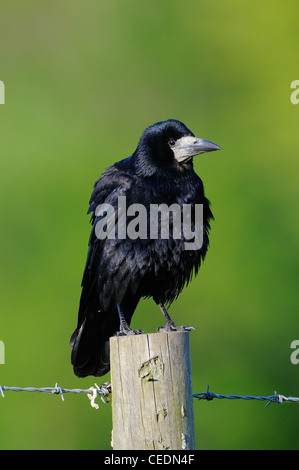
(110, 331, 195, 450)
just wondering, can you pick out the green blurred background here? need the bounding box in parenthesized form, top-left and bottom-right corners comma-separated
(0, 0, 298, 450)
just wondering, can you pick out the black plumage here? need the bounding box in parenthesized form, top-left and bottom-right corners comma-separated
(70, 119, 221, 377)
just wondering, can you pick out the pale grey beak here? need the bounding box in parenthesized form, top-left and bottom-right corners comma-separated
(172, 135, 222, 163)
(191, 137, 222, 154)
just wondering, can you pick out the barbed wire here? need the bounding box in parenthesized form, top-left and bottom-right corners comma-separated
(1, 382, 298, 409)
(0, 382, 111, 409)
(193, 385, 299, 408)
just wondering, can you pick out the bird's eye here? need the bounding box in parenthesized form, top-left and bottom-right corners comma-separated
(168, 139, 176, 146)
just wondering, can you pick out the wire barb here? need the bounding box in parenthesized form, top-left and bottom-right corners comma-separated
(53, 383, 65, 401)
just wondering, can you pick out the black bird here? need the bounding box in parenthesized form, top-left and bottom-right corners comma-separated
(70, 119, 221, 377)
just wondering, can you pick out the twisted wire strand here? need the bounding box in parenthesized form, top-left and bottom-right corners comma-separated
(1, 382, 298, 409)
(0, 382, 111, 407)
(193, 385, 299, 407)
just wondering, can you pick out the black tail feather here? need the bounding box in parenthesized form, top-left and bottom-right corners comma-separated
(70, 294, 140, 377)
(70, 311, 118, 377)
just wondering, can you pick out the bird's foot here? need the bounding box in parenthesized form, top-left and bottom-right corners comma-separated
(157, 321, 196, 333)
(156, 303, 196, 333)
(116, 304, 144, 336)
(115, 321, 144, 337)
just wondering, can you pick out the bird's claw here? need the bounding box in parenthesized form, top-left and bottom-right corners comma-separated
(128, 328, 144, 335)
(115, 326, 144, 337)
(156, 323, 196, 333)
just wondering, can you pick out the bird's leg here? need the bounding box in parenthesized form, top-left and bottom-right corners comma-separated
(156, 303, 195, 333)
(157, 303, 177, 330)
(115, 304, 143, 336)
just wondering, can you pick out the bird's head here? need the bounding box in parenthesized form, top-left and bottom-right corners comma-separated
(133, 119, 221, 176)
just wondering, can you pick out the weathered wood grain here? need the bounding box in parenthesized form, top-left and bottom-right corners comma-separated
(110, 332, 195, 450)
